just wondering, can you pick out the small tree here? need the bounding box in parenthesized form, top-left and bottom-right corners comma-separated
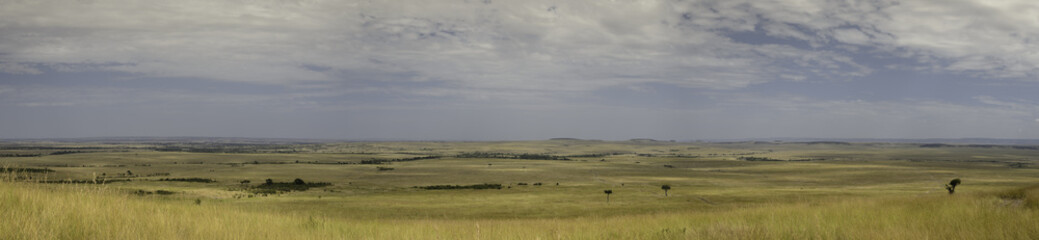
(604, 190, 613, 203)
(265, 178, 274, 185)
(294, 178, 306, 185)
(661, 184, 671, 197)
(945, 178, 961, 194)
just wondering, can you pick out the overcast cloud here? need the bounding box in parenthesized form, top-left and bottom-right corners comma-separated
(2, 0, 1039, 140)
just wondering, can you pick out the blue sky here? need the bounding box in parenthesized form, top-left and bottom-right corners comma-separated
(2, 0, 1039, 140)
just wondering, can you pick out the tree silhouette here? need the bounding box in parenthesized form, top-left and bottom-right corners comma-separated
(604, 190, 613, 203)
(661, 184, 671, 197)
(265, 178, 274, 185)
(945, 178, 961, 194)
(294, 178, 306, 185)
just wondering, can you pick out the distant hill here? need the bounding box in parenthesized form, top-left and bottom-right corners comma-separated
(698, 138, 1039, 145)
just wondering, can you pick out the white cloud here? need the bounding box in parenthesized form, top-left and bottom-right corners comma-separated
(3, 0, 1039, 114)
(0, 0, 870, 98)
(0, 62, 42, 75)
(702, 0, 1039, 80)
(4, 0, 1038, 88)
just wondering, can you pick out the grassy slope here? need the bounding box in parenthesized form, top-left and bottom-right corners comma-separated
(3, 141, 1039, 239)
(2, 181, 1037, 239)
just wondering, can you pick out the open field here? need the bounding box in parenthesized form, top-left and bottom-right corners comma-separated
(2, 139, 1039, 239)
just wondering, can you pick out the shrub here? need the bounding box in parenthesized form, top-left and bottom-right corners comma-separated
(158, 178, 215, 183)
(0, 167, 54, 173)
(251, 180, 331, 193)
(155, 190, 175, 195)
(415, 184, 502, 190)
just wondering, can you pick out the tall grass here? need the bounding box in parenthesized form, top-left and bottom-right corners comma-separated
(2, 181, 1038, 239)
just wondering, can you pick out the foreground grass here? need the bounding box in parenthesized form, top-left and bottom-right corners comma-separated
(3, 182, 1038, 239)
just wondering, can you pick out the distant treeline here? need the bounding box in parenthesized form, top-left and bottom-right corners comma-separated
(250, 180, 332, 193)
(0, 167, 55, 173)
(360, 156, 440, 164)
(32, 164, 127, 168)
(158, 178, 215, 183)
(132, 189, 175, 195)
(0, 151, 91, 157)
(415, 183, 502, 190)
(49, 151, 87, 155)
(919, 144, 1039, 150)
(154, 147, 273, 153)
(738, 157, 823, 162)
(706, 152, 771, 157)
(802, 141, 852, 145)
(456, 152, 569, 160)
(567, 152, 631, 158)
(0, 153, 43, 157)
(40, 179, 131, 184)
(152, 143, 303, 153)
(0, 146, 112, 150)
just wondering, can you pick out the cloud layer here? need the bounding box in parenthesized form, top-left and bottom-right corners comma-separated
(2, 0, 1039, 139)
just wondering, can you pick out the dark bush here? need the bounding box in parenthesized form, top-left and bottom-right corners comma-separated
(155, 190, 175, 195)
(456, 152, 569, 160)
(415, 184, 502, 190)
(251, 180, 331, 193)
(0, 167, 54, 173)
(158, 178, 215, 183)
(133, 189, 175, 195)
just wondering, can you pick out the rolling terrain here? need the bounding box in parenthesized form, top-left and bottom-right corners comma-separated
(1, 139, 1038, 239)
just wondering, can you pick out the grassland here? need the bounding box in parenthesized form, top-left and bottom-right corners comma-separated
(1, 139, 1038, 239)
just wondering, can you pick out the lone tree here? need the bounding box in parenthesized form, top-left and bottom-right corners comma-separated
(294, 178, 306, 185)
(604, 190, 613, 203)
(265, 178, 274, 185)
(661, 184, 671, 197)
(945, 178, 961, 194)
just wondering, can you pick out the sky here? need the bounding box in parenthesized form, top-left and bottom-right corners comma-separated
(3, 0, 1039, 140)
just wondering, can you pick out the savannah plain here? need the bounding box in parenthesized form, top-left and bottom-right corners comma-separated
(1, 138, 1038, 239)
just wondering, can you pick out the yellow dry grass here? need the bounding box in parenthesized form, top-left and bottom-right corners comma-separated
(2, 181, 1037, 239)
